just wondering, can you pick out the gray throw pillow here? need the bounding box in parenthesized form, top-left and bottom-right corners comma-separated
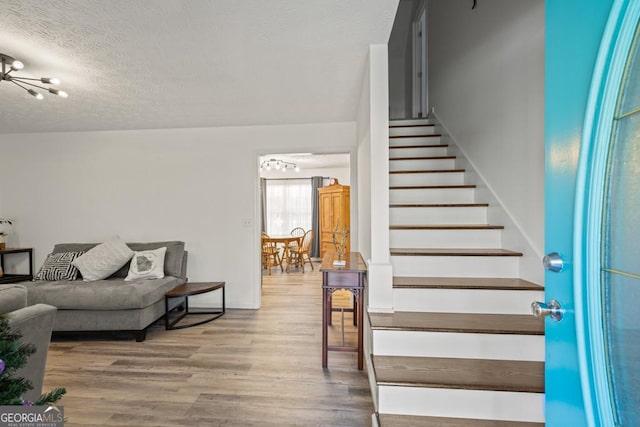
(72, 236, 134, 281)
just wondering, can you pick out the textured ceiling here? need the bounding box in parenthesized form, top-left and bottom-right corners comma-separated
(0, 0, 398, 134)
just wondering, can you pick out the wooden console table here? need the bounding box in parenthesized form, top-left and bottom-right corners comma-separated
(0, 248, 34, 284)
(320, 251, 367, 370)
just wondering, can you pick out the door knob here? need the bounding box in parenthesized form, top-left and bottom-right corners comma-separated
(531, 299, 564, 321)
(543, 252, 565, 272)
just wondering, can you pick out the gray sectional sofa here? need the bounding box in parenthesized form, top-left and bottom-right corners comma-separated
(20, 240, 188, 342)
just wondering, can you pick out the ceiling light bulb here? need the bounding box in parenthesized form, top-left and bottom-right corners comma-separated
(283, 164, 288, 171)
(295, 166, 300, 172)
(49, 88, 68, 98)
(275, 162, 281, 170)
(42, 77, 61, 85)
(28, 89, 43, 100)
(11, 60, 24, 71)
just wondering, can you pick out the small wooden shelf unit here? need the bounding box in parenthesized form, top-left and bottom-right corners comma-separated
(0, 248, 34, 284)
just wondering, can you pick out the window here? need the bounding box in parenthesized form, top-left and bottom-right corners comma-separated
(265, 179, 312, 236)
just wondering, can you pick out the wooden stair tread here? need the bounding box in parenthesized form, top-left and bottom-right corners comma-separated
(389, 169, 464, 174)
(389, 185, 475, 190)
(373, 355, 544, 393)
(389, 124, 436, 128)
(390, 224, 503, 230)
(369, 312, 544, 335)
(390, 144, 447, 149)
(390, 156, 455, 161)
(389, 203, 489, 208)
(390, 134, 442, 138)
(390, 248, 523, 257)
(378, 414, 544, 427)
(393, 276, 542, 290)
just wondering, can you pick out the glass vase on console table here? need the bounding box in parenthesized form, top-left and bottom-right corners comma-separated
(332, 220, 349, 267)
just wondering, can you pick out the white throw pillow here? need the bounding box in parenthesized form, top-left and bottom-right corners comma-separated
(125, 247, 167, 281)
(72, 236, 134, 281)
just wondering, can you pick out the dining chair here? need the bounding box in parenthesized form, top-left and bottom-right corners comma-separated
(261, 232, 283, 275)
(286, 227, 305, 256)
(287, 229, 314, 273)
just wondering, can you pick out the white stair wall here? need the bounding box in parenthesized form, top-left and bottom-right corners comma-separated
(372, 330, 544, 361)
(389, 146, 448, 158)
(390, 228, 502, 248)
(377, 387, 544, 423)
(389, 205, 488, 225)
(392, 287, 544, 314)
(389, 136, 442, 146)
(391, 255, 519, 278)
(389, 158, 456, 171)
(389, 118, 434, 126)
(389, 125, 437, 136)
(390, 171, 465, 186)
(389, 187, 475, 204)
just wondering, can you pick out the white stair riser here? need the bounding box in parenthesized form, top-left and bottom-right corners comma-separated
(378, 386, 544, 422)
(390, 158, 455, 171)
(389, 136, 441, 147)
(389, 126, 436, 136)
(390, 206, 487, 225)
(390, 229, 501, 249)
(389, 146, 448, 158)
(390, 172, 465, 187)
(390, 118, 433, 126)
(372, 330, 544, 361)
(392, 288, 544, 314)
(391, 256, 519, 278)
(390, 188, 475, 204)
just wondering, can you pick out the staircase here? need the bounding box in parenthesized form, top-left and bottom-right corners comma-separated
(371, 118, 546, 426)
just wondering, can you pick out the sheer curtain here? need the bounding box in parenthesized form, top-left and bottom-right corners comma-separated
(265, 179, 312, 236)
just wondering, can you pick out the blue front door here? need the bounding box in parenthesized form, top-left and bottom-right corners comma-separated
(546, 1, 640, 425)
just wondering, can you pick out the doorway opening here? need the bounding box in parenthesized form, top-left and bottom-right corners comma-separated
(257, 152, 351, 288)
(388, 0, 428, 119)
(412, 1, 428, 118)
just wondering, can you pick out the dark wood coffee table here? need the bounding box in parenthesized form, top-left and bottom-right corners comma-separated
(165, 281, 225, 330)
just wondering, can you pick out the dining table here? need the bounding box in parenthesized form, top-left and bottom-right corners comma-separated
(266, 235, 303, 272)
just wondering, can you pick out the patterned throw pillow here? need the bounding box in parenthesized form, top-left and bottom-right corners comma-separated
(125, 247, 167, 281)
(72, 236, 134, 281)
(35, 251, 84, 281)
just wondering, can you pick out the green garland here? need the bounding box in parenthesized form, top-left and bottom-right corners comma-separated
(0, 316, 66, 406)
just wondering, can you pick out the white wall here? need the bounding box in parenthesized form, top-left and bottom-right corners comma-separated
(260, 166, 350, 185)
(0, 122, 356, 308)
(428, 0, 545, 283)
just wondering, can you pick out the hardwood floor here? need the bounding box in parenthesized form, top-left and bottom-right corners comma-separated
(43, 269, 372, 426)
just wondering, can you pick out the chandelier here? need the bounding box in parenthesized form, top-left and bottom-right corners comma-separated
(0, 53, 68, 100)
(260, 158, 300, 172)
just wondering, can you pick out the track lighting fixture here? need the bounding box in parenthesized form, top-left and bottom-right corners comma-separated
(260, 158, 300, 172)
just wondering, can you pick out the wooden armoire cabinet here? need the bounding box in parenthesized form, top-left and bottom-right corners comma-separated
(318, 181, 350, 258)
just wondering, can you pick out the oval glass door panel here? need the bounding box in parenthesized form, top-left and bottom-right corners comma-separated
(603, 19, 640, 426)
